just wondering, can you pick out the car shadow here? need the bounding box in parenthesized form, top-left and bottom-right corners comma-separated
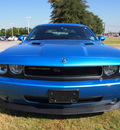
(0, 99, 103, 119)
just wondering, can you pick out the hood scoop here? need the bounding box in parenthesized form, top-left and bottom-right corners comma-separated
(84, 43, 94, 45)
(32, 42, 41, 45)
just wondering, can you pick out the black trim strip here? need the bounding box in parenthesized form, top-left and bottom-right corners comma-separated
(5, 101, 120, 115)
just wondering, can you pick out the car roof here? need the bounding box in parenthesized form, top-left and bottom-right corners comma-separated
(35, 23, 87, 28)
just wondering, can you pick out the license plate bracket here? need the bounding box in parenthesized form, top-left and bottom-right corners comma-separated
(48, 89, 79, 104)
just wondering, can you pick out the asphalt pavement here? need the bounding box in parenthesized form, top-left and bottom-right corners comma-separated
(0, 41, 21, 52)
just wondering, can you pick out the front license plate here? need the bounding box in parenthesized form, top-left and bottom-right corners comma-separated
(48, 89, 79, 104)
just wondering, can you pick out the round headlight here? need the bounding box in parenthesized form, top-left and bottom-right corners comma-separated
(0, 64, 7, 74)
(9, 65, 24, 74)
(103, 66, 118, 76)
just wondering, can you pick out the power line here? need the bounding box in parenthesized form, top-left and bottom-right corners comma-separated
(106, 25, 120, 28)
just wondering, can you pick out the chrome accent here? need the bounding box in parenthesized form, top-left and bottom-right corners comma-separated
(61, 59, 67, 63)
(103, 66, 118, 76)
(9, 65, 24, 75)
(0, 64, 7, 75)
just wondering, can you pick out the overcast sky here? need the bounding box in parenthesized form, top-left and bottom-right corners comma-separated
(0, 0, 120, 33)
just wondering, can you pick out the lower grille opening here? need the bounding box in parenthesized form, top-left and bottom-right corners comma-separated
(24, 95, 103, 104)
(25, 96, 48, 103)
(78, 96, 103, 103)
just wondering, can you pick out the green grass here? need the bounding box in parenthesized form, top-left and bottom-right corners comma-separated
(103, 37, 120, 46)
(1, 100, 120, 130)
(1, 37, 120, 129)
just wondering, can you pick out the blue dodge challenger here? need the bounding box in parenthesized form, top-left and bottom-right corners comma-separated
(0, 23, 120, 115)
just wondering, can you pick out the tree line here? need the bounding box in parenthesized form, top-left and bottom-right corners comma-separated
(48, 0, 104, 34)
(0, 27, 32, 36)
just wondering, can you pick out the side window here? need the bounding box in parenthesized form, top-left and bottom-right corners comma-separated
(27, 28, 38, 40)
(83, 28, 95, 40)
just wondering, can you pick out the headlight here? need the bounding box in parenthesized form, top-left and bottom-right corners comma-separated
(9, 65, 24, 74)
(103, 66, 118, 76)
(0, 64, 7, 74)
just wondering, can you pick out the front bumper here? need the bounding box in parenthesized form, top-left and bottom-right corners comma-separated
(5, 101, 120, 115)
(0, 77, 120, 115)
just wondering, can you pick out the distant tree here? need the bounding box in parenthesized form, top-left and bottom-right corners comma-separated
(48, 0, 104, 34)
(6, 29, 12, 36)
(0, 27, 32, 36)
(19, 27, 32, 35)
(0, 29, 6, 36)
(48, 0, 88, 23)
(93, 15, 104, 34)
(13, 27, 18, 36)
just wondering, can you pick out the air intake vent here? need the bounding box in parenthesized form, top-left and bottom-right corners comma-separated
(24, 95, 103, 104)
(84, 43, 94, 45)
(32, 42, 41, 45)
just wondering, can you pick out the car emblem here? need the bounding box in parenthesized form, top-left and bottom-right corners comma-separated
(61, 59, 67, 63)
(53, 68, 61, 73)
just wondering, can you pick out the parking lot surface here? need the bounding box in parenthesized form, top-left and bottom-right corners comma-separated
(0, 41, 21, 52)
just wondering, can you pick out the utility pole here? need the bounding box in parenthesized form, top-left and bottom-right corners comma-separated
(103, 22, 105, 36)
(3, 26, 6, 37)
(25, 17, 31, 34)
(10, 23, 14, 36)
(17, 28, 20, 35)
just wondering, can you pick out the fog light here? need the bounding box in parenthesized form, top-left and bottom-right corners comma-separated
(111, 98, 118, 104)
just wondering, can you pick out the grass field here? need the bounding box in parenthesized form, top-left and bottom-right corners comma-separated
(0, 101, 120, 130)
(103, 37, 120, 46)
(1, 37, 120, 130)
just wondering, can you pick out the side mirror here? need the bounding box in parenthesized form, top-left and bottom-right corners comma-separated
(20, 36, 24, 42)
(18, 36, 25, 42)
(21, 37, 24, 42)
(98, 36, 105, 41)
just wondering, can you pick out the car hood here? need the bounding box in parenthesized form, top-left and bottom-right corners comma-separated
(0, 40, 120, 66)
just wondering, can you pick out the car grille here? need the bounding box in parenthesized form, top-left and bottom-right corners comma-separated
(24, 66, 102, 79)
(24, 95, 103, 104)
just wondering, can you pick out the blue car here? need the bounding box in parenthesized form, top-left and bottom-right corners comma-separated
(0, 23, 120, 115)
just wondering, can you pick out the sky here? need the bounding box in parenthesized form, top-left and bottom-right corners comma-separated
(0, 0, 120, 33)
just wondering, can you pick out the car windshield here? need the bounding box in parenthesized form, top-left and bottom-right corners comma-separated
(26, 25, 97, 41)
